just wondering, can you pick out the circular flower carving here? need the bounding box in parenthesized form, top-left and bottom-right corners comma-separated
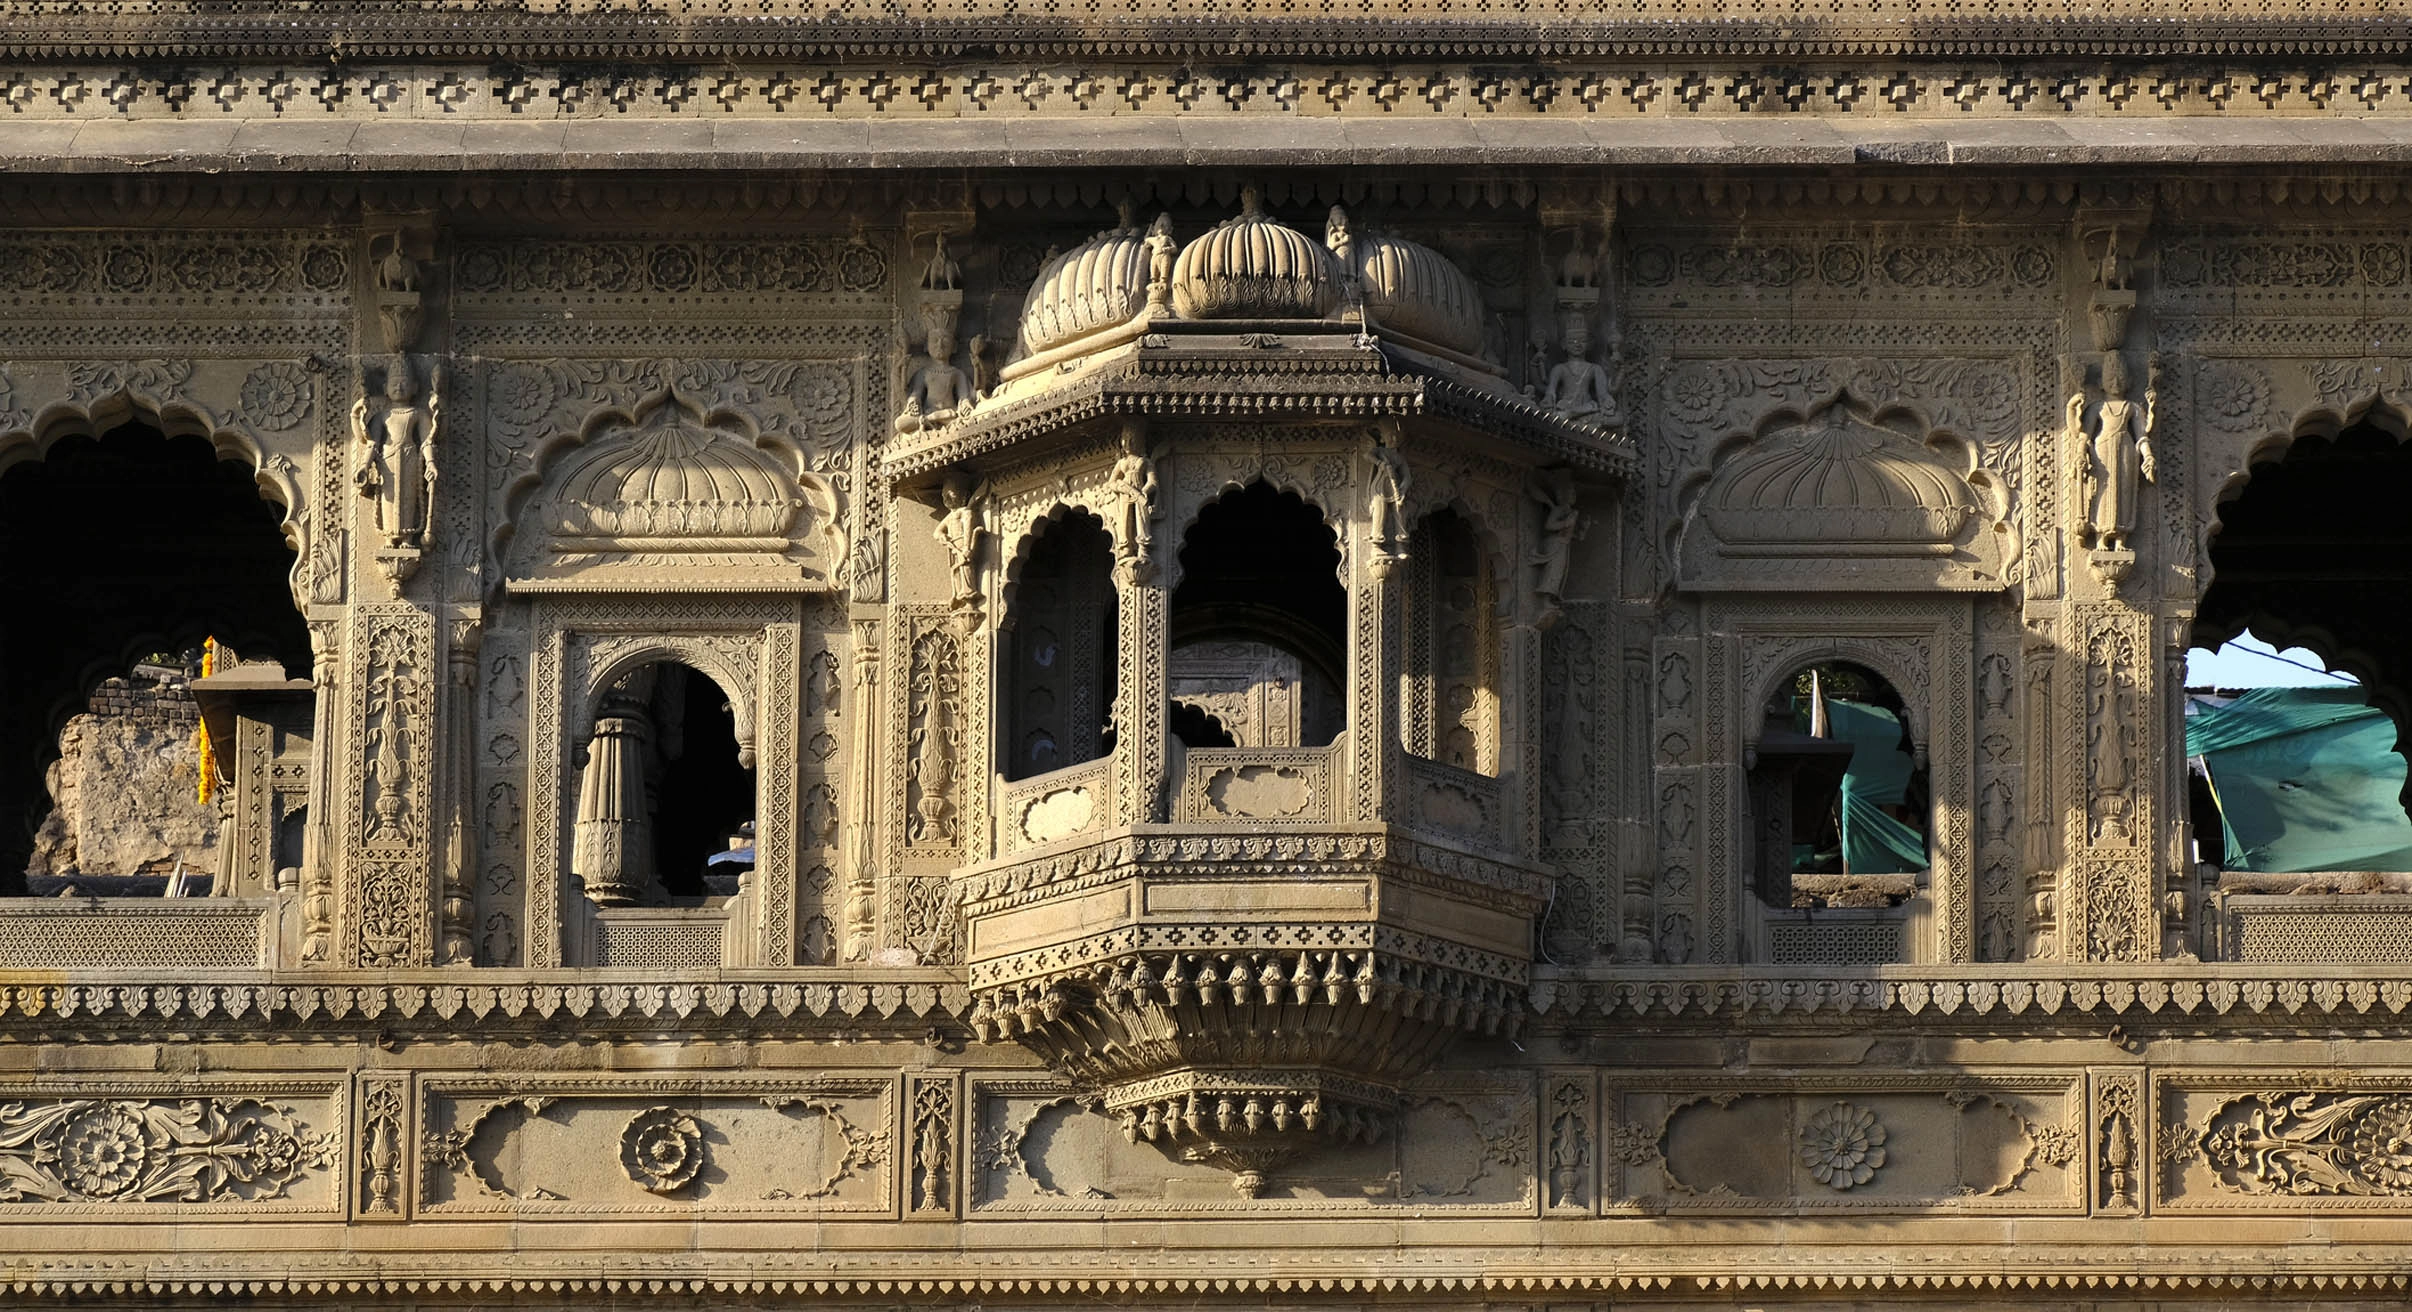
(299, 243, 350, 292)
(102, 246, 153, 293)
(1799, 1101, 1887, 1191)
(455, 247, 508, 293)
(620, 1106, 705, 1194)
(1961, 364, 2021, 433)
(489, 362, 558, 429)
(1818, 243, 1865, 287)
(648, 244, 699, 292)
(239, 361, 312, 432)
(51, 1103, 150, 1198)
(2345, 1095, 2412, 1192)
(836, 243, 888, 293)
(1666, 362, 1730, 426)
(2203, 363, 2271, 433)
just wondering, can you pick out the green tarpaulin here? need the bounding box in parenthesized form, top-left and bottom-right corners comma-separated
(2186, 685, 2412, 873)
(1823, 699, 1928, 874)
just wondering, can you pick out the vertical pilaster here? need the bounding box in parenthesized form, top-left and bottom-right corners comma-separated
(842, 606, 882, 961)
(1114, 566, 1170, 827)
(435, 611, 479, 964)
(343, 601, 438, 967)
(1650, 608, 1703, 964)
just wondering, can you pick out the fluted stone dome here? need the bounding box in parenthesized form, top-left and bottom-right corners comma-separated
(1346, 232, 1486, 358)
(1172, 187, 1344, 321)
(1702, 410, 1972, 552)
(547, 414, 800, 546)
(1019, 215, 1151, 356)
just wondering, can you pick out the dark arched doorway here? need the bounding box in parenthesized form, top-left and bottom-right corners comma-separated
(0, 424, 309, 894)
(2197, 422, 2412, 804)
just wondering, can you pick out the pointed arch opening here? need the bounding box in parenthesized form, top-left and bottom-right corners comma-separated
(1747, 660, 1930, 964)
(2191, 422, 2412, 897)
(1, 423, 307, 897)
(1169, 481, 1346, 749)
(1000, 509, 1117, 783)
(1401, 506, 1499, 775)
(571, 658, 755, 906)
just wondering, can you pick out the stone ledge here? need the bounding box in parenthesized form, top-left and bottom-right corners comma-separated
(9, 116, 2412, 172)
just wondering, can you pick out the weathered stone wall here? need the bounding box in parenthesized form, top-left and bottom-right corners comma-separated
(26, 665, 214, 883)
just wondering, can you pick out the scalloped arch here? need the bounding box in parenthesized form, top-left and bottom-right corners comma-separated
(0, 385, 311, 612)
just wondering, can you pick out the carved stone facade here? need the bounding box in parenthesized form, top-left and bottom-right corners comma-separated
(6, 1, 2412, 1306)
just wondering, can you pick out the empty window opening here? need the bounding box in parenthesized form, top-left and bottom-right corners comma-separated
(1401, 508, 1498, 774)
(2194, 423, 2412, 881)
(1169, 482, 1346, 748)
(1749, 662, 1930, 911)
(1002, 511, 1117, 782)
(1, 426, 308, 896)
(2185, 634, 2412, 880)
(573, 660, 754, 906)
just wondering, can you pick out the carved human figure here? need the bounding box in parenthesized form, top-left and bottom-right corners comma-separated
(895, 316, 975, 435)
(2076, 352, 2155, 554)
(351, 356, 439, 551)
(1368, 443, 1412, 574)
(934, 472, 991, 610)
(1108, 426, 1159, 586)
(1324, 205, 1354, 266)
(1542, 319, 1620, 429)
(1143, 213, 1178, 312)
(1528, 467, 1581, 626)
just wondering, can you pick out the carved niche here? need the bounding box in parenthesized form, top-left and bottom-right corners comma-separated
(1680, 393, 2011, 593)
(503, 386, 841, 594)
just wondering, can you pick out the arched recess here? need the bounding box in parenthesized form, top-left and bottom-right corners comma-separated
(0, 420, 310, 894)
(575, 637, 759, 766)
(1742, 658, 1932, 965)
(998, 508, 1117, 783)
(1672, 389, 2013, 594)
(569, 658, 755, 905)
(492, 385, 842, 599)
(1169, 480, 1348, 749)
(2196, 417, 2412, 810)
(1401, 506, 1501, 775)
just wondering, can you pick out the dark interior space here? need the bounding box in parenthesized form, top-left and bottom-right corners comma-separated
(0, 425, 308, 894)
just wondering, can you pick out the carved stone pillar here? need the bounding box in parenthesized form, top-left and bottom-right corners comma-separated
(299, 614, 343, 964)
(571, 686, 656, 908)
(2061, 602, 2159, 962)
(1354, 431, 1407, 823)
(1114, 556, 1170, 828)
(841, 607, 882, 962)
(435, 613, 479, 964)
(343, 602, 438, 967)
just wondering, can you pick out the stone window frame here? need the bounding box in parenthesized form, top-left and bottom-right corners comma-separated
(1700, 598, 1976, 964)
(523, 595, 811, 968)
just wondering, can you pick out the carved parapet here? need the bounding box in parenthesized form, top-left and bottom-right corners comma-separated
(958, 825, 1548, 1194)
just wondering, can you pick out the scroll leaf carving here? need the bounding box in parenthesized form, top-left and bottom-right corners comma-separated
(2200, 1092, 2412, 1197)
(0, 1098, 332, 1205)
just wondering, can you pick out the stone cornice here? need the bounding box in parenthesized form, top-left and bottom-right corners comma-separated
(1532, 965, 2412, 1030)
(0, 971, 970, 1039)
(2, 964, 2412, 1039)
(6, 2, 2412, 61)
(4, 1248, 2412, 1302)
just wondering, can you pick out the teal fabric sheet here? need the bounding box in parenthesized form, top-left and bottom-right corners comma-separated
(1804, 698, 1928, 875)
(2186, 686, 2412, 873)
